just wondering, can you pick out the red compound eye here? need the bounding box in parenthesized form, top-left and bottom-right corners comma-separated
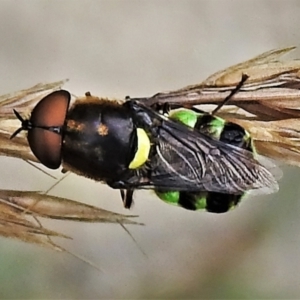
(28, 90, 71, 169)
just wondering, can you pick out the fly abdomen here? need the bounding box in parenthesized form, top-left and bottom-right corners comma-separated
(155, 109, 253, 213)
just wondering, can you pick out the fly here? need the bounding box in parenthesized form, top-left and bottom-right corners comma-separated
(10, 74, 278, 213)
(4, 46, 300, 259)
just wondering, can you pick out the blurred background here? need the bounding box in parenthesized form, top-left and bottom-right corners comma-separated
(0, 0, 300, 298)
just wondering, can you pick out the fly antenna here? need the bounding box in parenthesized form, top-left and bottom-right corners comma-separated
(11, 109, 63, 139)
(211, 73, 249, 116)
(10, 109, 31, 139)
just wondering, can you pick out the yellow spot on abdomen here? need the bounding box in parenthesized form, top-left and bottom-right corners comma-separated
(129, 128, 151, 169)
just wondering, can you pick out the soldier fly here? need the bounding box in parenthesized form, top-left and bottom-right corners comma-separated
(10, 74, 278, 213)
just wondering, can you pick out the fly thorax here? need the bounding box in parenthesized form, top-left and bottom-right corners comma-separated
(61, 100, 137, 182)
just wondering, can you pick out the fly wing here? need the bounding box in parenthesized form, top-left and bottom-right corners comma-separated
(148, 118, 278, 194)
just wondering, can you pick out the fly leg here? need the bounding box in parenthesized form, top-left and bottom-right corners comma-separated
(120, 189, 135, 209)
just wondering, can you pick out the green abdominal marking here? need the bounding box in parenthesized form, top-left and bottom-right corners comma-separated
(155, 109, 254, 213)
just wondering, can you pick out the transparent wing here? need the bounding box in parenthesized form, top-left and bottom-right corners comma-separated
(130, 101, 279, 195)
(149, 117, 279, 194)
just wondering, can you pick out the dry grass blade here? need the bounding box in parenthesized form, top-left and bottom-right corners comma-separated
(0, 189, 140, 251)
(142, 47, 300, 167)
(0, 80, 68, 111)
(147, 47, 300, 121)
(203, 46, 298, 86)
(0, 190, 140, 224)
(0, 200, 68, 251)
